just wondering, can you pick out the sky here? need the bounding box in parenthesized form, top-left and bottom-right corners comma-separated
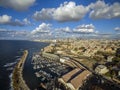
(0, 0, 120, 40)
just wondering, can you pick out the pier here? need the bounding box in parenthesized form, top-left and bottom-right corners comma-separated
(12, 50, 30, 90)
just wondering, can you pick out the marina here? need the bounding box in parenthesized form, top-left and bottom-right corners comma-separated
(31, 53, 73, 89)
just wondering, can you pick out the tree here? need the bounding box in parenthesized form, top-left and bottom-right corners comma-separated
(116, 48, 120, 57)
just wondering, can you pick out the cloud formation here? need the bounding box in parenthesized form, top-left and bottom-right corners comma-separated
(33, 8, 54, 21)
(0, 29, 29, 40)
(0, 0, 35, 11)
(60, 27, 71, 33)
(33, 1, 120, 22)
(53, 1, 89, 22)
(73, 24, 95, 33)
(0, 15, 11, 24)
(23, 18, 31, 25)
(55, 27, 72, 34)
(89, 0, 120, 19)
(33, 1, 89, 22)
(31, 23, 96, 38)
(0, 15, 31, 26)
(114, 27, 120, 31)
(31, 23, 51, 34)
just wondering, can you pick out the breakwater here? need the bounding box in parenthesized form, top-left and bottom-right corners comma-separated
(12, 50, 30, 90)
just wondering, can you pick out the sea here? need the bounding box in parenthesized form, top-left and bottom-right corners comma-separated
(0, 40, 49, 90)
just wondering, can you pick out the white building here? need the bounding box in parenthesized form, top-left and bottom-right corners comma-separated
(95, 65, 109, 75)
(107, 56, 113, 62)
(60, 57, 70, 63)
(118, 71, 120, 76)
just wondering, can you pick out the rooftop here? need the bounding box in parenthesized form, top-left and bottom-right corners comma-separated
(62, 68, 81, 83)
(69, 70, 92, 90)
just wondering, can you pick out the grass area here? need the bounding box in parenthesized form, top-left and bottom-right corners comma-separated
(80, 59, 96, 69)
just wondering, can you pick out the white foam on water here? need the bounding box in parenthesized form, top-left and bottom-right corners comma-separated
(15, 56, 21, 58)
(9, 73, 13, 90)
(3, 62, 17, 68)
(16, 57, 21, 61)
(7, 56, 22, 90)
(6, 67, 14, 71)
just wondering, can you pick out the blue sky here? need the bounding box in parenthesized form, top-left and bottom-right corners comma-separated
(0, 0, 120, 39)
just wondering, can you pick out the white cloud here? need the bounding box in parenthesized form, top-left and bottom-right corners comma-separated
(31, 23, 51, 34)
(114, 27, 120, 31)
(89, 0, 120, 19)
(53, 1, 89, 22)
(23, 18, 31, 25)
(0, 28, 7, 31)
(27, 23, 97, 39)
(0, 15, 11, 24)
(57, 27, 72, 33)
(33, 8, 54, 21)
(11, 19, 24, 26)
(0, 0, 35, 11)
(33, 1, 120, 21)
(73, 24, 95, 33)
(33, 1, 89, 22)
(0, 29, 29, 40)
(0, 15, 31, 26)
(62, 27, 71, 32)
(55, 24, 96, 35)
(0, 23, 99, 39)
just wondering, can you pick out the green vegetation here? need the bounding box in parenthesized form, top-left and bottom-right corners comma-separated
(112, 57, 120, 64)
(104, 71, 112, 78)
(116, 48, 120, 57)
(110, 48, 120, 67)
(96, 51, 115, 56)
(92, 55, 104, 62)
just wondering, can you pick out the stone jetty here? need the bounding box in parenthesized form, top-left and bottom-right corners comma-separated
(12, 50, 30, 90)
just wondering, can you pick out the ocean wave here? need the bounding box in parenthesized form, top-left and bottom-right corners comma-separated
(6, 67, 14, 71)
(3, 62, 17, 68)
(16, 57, 21, 61)
(15, 56, 21, 58)
(9, 73, 13, 90)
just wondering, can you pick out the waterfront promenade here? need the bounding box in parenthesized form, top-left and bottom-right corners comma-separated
(12, 50, 30, 90)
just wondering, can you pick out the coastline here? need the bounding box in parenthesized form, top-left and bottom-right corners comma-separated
(12, 50, 30, 90)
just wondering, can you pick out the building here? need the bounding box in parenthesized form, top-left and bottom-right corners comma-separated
(95, 65, 109, 75)
(60, 57, 70, 63)
(67, 70, 91, 90)
(117, 71, 120, 77)
(42, 52, 59, 60)
(56, 50, 64, 54)
(107, 56, 113, 62)
(58, 68, 92, 90)
(58, 68, 80, 89)
(60, 68, 81, 83)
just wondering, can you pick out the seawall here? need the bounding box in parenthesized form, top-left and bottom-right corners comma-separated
(12, 50, 30, 90)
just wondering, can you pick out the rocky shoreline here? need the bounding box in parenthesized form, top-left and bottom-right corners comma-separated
(12, 50, 30, 90)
